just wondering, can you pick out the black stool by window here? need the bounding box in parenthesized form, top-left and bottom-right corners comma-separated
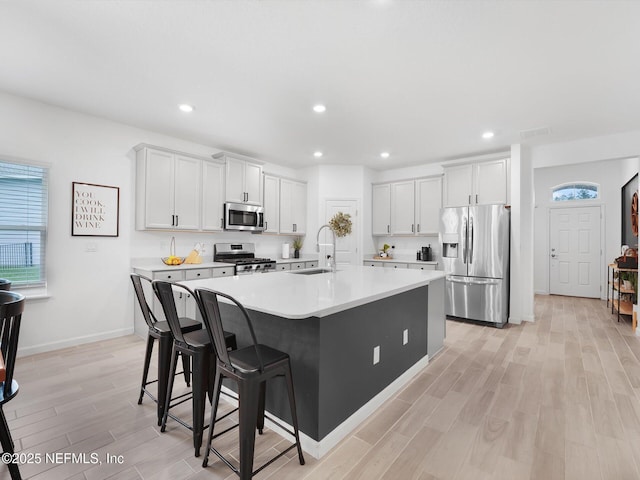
(0, 290, 25, 480)
(130, 274, 202, 426)
(153, 280, 238, 457)
(195, 288, 305, 480)
(0, 279, 11, 291)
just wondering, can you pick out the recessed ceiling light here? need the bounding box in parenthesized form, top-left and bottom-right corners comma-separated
(380, 152, 390, 159)
(313, 151, 323, 158)
(313, 104, 326, 113)
(179, 104, 194, 113)
(482, 131, 494, 139)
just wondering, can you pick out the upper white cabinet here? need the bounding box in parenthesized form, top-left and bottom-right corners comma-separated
(215, 153, 263, 205)
(135, 145, 202, 230)
(390, 181, 415, 235)
(372, 184, 391, 235)
(415, 176, 442, 235)
(443, 158, 508, 207)
(201, 160, 225, 231)
(372, 177, 442, 236)
(280, 178, 307, 234)
(263, 174, 280, 234)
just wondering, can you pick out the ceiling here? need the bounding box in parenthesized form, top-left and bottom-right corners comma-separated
(1, 1, 639, 169)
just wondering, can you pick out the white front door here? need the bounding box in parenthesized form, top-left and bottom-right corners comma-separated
(323, 200, 358, 267)
(549, 206, 601, 298)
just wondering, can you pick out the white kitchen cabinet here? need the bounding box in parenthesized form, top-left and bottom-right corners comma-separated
(220, 154, 263, 205)
(275, 263, 291, 271)
(408, 263, 437, 271)
(390, 181, 415, 235)
(290, 262, 306, 270)
(201, 161, 225, 231)
(372, 184, 391, 235)
(383, 262, 408, 269)
(148, 270, 187, 319)
(135, 145, 202, 230)
(306, 261, 318, 268)
(415, 176, 442, 235)
(443, 158, 508, 207)
(280, 179, 307, 234)
(373, 178, 441, 236)
(212, 266, 234, 277)
(263, 174, 280, 233)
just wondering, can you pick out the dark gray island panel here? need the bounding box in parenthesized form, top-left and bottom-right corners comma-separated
(219, 284, 433, 442)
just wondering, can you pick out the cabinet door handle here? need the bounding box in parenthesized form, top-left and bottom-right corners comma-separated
(417, 224, 420, 233)
(387, 225, 390, 233)
(293, 223, 297, 232)
(476, 194, 478, 204)
(175, 215, 178, 227)
(220, 218, 224, 229)
(411, 224, 414, 233)
(468, 194, 471, 205)
(265, 221, 268, 230)
(171, 214, 175, 226)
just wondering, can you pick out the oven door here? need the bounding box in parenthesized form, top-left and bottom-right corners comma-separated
(225, 203, 264, 232)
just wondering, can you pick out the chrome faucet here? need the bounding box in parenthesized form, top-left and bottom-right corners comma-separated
(316, 224, 336, 272)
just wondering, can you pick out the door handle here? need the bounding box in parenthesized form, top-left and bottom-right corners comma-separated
(469, 217, 473, 264)
(463, 218, 468, 263)
(417, 224, 420, 233)
(411, 224, 414, 233)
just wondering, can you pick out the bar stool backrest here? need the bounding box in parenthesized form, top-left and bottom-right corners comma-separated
(195, 288, 264, 372)
(131, 274, 159, 330)
(152, 280, 195, 348)
(0, 279, 11, 291)
(0, 291, 24, 398)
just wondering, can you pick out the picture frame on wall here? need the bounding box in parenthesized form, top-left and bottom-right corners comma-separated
(71, 182, 120, 237)
(621, 173, 639, 249)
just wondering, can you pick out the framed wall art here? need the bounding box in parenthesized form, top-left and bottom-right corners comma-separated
(71, 182, 120, 237)
(621, 173, 638, 249)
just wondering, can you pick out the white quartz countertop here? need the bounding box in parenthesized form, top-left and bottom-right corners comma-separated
(131, 259, 235, 272)
(180, 265, 445, 319)
(275, 256, 319, 264)
(364, 254, 438, 266)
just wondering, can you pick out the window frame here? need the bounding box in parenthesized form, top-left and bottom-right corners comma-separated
(0, 157, 50, 292)
(550, 181, 600, 203)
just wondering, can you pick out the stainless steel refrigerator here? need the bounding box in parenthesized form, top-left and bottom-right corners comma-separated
(439, 204, 510, 327)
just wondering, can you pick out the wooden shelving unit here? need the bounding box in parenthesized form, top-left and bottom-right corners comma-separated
(607, 263, 638, 324)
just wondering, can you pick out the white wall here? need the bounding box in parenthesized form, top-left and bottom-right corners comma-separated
(0, 92, 301, 355)
(533, 156, 637, 296)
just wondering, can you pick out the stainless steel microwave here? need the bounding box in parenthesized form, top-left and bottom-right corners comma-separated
(224, 202, 264, 232)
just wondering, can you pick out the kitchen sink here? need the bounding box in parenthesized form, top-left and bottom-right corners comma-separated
(289, 268, 333, 275)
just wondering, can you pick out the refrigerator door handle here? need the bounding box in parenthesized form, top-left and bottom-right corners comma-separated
(463, 217, 468, 264)
(469, 217, 474, 264)
(446, 276, 501, 286)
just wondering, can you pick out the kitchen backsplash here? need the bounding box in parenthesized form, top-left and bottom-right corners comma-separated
(373, 235, 440, 261)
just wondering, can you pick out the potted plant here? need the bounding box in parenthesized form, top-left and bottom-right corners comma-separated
(380, 243, 391, 258)
(292, 237, 303, 258)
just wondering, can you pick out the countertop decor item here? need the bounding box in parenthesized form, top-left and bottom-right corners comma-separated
(292, 237, 303, 259)
(328, 211, 352, 237)
(162, 256, 185, 266)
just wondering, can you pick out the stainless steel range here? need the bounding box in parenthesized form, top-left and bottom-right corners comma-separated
(213, 243, 276, 275)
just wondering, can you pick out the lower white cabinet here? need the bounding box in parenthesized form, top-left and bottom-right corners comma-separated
(275, 263, 291, 271)
(408, 263, 437, 271)
(212, 266, 234, 277)
(362, 261, 437, 271)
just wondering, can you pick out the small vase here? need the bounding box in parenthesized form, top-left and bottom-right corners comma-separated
(294, 249, 300, 259)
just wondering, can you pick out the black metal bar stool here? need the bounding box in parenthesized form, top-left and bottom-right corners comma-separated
(0, 290, 25, 480)
(153, 280, 238, 457)
(130, 274, 202, 425)
(0, 279, 11, 291)
(195, 288, 305, 480)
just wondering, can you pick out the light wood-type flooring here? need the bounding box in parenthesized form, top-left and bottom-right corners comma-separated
(4, 295, 640, 479)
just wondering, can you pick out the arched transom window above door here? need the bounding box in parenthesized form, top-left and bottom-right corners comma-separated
(551, 182, 599, 202)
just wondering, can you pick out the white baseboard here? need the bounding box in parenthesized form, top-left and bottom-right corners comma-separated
(221, 353, 431, 459)
(18, 327, 135, 357)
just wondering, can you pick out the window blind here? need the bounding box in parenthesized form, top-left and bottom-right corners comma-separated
(0, 160, 49, 287)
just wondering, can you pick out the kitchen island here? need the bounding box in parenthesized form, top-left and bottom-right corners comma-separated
(180, 265, 445, 458)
